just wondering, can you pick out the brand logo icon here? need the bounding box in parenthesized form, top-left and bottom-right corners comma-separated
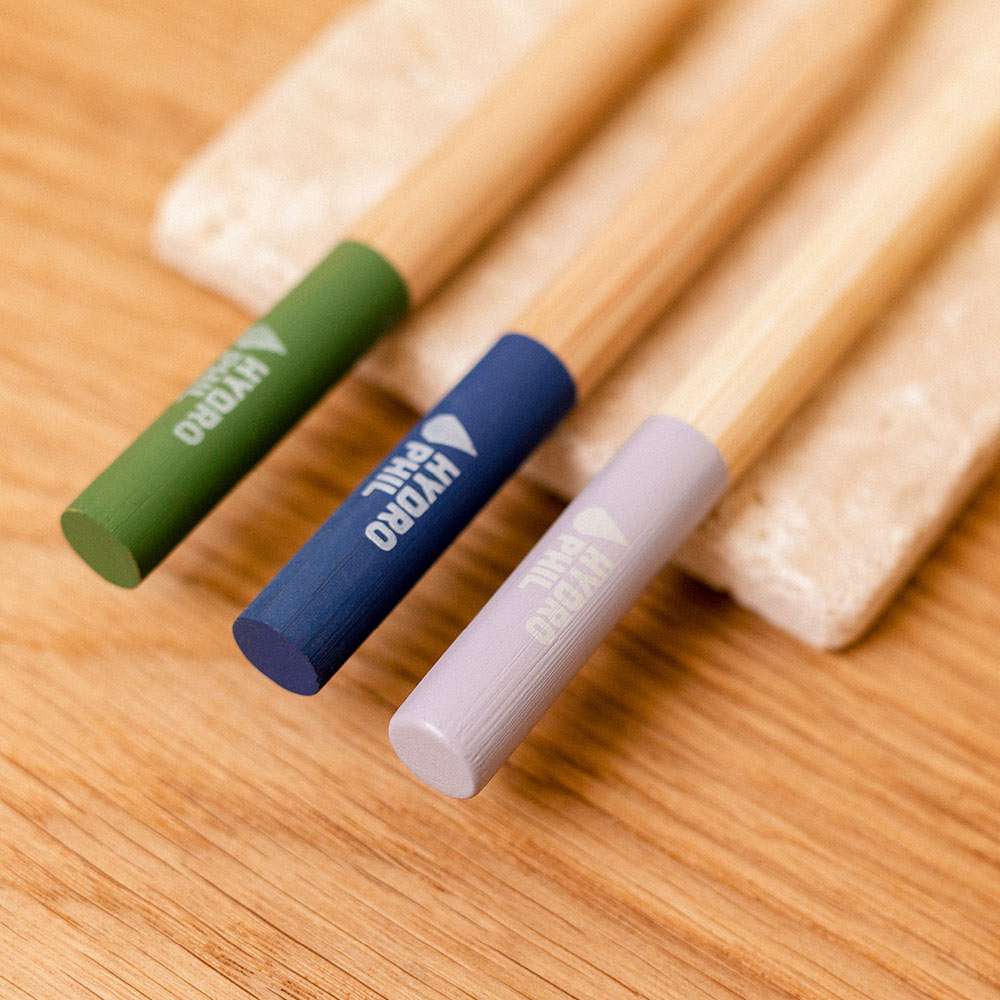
(236, 324, 287, 356)
(520, 507, 628, 646)
(421, 414, 477, 456)
(572, 507, 627, 545)
(362, 415, 477, 551)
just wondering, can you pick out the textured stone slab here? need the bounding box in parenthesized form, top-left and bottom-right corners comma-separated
(152, 0, 1000, 649)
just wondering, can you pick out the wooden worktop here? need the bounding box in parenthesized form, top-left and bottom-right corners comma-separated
(2, 1, 998, 997)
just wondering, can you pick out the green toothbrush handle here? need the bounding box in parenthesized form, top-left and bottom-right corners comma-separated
(62, 240, 409, 587)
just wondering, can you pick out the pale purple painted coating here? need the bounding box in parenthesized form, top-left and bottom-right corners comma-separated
(389, 415, 729, 797)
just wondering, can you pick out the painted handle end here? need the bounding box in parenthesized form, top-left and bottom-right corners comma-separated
(232, 617, 325, 696)
(62, 240, 408, 585)
(389, 715, 483, 799)
(61, 506, 143, 589)
(390, 416, 728, 797)
(235, 334, 576, 694)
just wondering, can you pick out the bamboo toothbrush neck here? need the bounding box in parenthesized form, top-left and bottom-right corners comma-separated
(349, 0, 702, 305)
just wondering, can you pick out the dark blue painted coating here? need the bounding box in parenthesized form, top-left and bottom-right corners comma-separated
(233, 333, 577, 694)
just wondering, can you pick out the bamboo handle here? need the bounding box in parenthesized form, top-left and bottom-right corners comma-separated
(667, 42, 1000, 479)
(390, 39, 1000, 798)
(350, 0, 702, 304)
(233, 335, 575, 695)
(519, 0, 908, 395)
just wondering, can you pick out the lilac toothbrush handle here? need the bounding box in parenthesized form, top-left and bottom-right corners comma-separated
(389, 416, 728, 797)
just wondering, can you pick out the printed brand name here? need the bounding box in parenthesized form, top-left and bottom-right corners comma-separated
(519, 508, 628, 646)
(363, 414, 478, 551)
(172, 325, 286, 446)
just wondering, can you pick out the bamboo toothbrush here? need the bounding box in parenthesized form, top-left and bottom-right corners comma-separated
(234, 0, 907, 696)
(389, 39, 1000, 798)
(61, 0, 702, 588)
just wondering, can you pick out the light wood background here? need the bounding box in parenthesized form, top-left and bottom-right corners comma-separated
(2, 1, 999, 997)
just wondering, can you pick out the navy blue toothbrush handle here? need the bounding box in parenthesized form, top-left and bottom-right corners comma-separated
(233, 334, 576, 694)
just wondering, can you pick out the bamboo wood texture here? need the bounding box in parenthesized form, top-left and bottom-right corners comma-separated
(4, 1, 1000, 998)
(520, 0, 906, 395)
(349, 0, 701, 304)
(666, 38, 1000, 478)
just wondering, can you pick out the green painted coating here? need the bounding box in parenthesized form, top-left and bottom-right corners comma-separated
(62, 240, 410, 586)
(61, 507, 143, 588)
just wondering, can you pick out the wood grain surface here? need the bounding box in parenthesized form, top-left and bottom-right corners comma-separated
(521, 0, 906, 395)
(351, 0, 700, 305)
(2, 1, 999, 998)
(668, 39, 1000, 477)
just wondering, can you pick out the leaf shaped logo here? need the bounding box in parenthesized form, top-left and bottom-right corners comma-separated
(421, 414, 477, 456)
(572, 507, 627, 546)
(236, 323, 288, 356)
